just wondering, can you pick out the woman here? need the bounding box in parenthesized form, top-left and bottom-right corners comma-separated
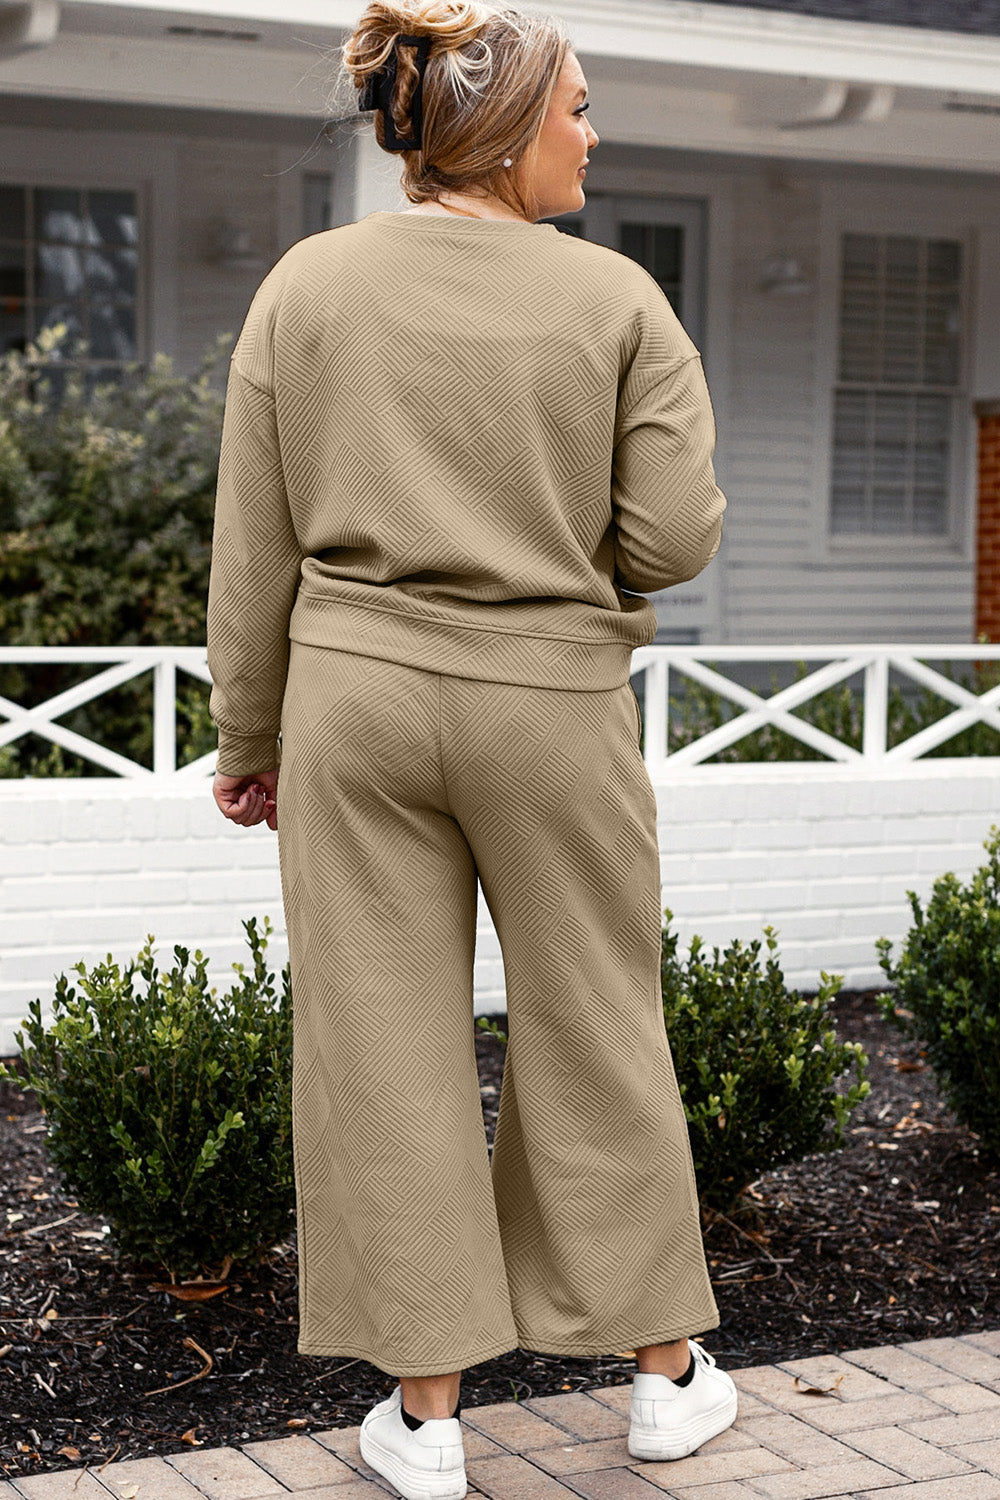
(207, 3, 736, 1497)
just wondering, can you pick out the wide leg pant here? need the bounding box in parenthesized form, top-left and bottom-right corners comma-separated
(276, 642, 719, 1377)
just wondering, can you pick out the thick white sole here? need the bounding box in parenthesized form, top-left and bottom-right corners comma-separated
(627, 1386, 739, 1462)
(359, 1423, 468, 1500)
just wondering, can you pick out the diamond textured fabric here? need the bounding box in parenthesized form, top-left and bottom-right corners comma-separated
(206, 211, 725, 777)
(277, 642, 719, 1375)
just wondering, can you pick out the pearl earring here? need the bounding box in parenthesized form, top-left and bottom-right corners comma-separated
(503, 157, 513, 167)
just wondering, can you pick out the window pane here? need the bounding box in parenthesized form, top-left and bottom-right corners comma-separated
(35, 188, 85, 244)
(927, 239, 961, 284)
(36, 243, 84, 299)
(90, 298, 136, 360)
(0, 186, 26, 240)
(0, 242, 25, 301)
(89, 190, 138, 246)
(84, 246, 136, 298)
(35, 301, 85, 348)
(911, 489, 948, 534)
(870, 486, 910, 533)
(885, 236, 920, 281)
(0, 306, 26, 355)
(830, 387, 951, 536)
(620, 222, 683, 313)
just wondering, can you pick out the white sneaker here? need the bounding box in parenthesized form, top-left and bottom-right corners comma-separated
(628, 1340, 739, 1461)
(358, 1384, 467, 1500)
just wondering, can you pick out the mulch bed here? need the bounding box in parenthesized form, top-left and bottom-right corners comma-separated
(1, 989, 997, 1482)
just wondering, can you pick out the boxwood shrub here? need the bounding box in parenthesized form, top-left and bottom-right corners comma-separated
(0, 917, 293, 1279)
(877, 825, 1000, 1155)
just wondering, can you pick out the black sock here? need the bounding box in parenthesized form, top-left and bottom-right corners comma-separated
(400, 1395, 462, 1430)
(671, 1351, 696, 1388)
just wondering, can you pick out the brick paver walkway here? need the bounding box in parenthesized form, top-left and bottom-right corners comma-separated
(4, 1333, 1000, 1499)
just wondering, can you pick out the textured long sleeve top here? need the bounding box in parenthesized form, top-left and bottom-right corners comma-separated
(206, 210, 726, 775)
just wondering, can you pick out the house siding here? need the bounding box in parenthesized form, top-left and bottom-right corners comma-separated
(1, 104, 993, 645)
(174, 136, 287, 373)
(717, 161, 978, 642)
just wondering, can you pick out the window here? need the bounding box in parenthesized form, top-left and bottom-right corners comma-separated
(619, 222, 684, 316)
(830, 233, 963, 537)
(0, 185, 140, 372)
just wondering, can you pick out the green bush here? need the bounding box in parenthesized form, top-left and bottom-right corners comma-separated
(877, 825, 1000, 1155)
(479, 916, 870, 1214)
(0, 325, 229, 775)
(0, 918, 293, 1279)
(660, 914, 869, 1212)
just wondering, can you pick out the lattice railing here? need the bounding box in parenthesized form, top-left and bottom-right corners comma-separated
(0, 647, 215, 779)
(2, 644, 1000, 778)
(629, 643, 1000, 772)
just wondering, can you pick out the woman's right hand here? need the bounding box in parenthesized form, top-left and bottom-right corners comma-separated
(213, 767, 279, 831)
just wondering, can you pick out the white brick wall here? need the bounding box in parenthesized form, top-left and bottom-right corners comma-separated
(2, 761, 998, 1053)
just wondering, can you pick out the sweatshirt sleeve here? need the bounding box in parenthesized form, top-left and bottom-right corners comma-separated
(611, 281, 727, 595)
(206, 271, 304, 778)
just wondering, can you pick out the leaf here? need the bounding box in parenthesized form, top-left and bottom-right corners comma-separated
(148, 1281, 229, 1301)
(180, 1427, 203, 1446)
(55, 1445, 81, 1461)
(794, 1374, 844, 1397)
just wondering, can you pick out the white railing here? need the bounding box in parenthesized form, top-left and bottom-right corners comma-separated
(0, 647, 215, 779)
(2, 644, 1000, 778)
(630, 643, 1000, 772)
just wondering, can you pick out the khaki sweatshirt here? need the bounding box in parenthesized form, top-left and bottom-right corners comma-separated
(207, 210, 726, 775)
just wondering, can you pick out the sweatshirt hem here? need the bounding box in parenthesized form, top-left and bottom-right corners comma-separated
(288, 592, 652, 692)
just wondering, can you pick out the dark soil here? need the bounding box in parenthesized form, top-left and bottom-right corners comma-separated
(1, 990, 997, 1482)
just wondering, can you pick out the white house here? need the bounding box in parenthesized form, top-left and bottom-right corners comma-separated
(3, 0, 1000, 646)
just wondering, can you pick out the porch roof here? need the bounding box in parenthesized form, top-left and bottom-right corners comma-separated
(700, 0, 1000, 37)
(2, 0, 1000, 172)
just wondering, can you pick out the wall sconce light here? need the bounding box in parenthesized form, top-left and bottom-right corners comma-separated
(759, 253, 812, 296)
(206, 220, 265, 272)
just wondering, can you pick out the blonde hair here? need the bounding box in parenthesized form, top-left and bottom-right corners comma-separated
(341, 0, 571, 221)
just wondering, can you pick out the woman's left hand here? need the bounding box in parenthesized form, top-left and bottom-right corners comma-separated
(213, 767, 279, 830)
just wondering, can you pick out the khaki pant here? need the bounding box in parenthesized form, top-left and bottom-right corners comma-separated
(277, 642, 719, 1377)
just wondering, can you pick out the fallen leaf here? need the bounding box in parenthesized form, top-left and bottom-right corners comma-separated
(287, 1418, 309, 1429)
(181, 1428, 203, 1447)
(55, 1445, 81, 1461)
(793, 1374, 844, 1397)
(148, 1281, 229, 1302)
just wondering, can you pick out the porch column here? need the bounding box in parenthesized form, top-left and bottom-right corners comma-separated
(975, 399, 1000, 643)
